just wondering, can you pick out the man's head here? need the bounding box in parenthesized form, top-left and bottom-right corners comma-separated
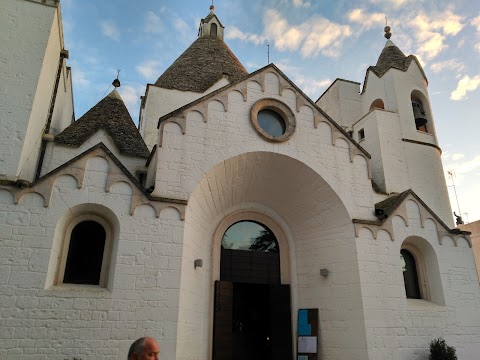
(128, 337, 160, 360)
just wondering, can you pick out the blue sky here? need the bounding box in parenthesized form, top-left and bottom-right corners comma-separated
(60, 0, 480, 223)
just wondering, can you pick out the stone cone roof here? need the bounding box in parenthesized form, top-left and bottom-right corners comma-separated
(154, 36, 248, 93)
(369, 40, 425, 79)
(55, 89, 150, 158)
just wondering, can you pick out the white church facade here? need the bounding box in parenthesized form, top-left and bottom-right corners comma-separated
(1, 1, 480, 359)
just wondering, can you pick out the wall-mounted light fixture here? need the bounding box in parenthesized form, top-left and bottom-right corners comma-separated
(320, 268, 329, 277)
(194, 259, 203, 269)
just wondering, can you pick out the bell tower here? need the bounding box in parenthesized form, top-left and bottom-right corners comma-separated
(354, 26, 454, 227)
(197, 4, 225, 40)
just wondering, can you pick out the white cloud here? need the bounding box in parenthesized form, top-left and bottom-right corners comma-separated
(136, 60, 163, 80)
(275, 61, 330, 98)
(471, 15, 480, 31)
(264, 9, 351, 58)
(144, 11, 163, 34)
(226, 26, 267, 46)
(347, 8, 385, 30)
(429, 59, 465, 74)
(173, 17, 192, 42)
(119, 84, 145, 119)
(409, 10, 465, 60)
(450, 75, 480, 100)
(72, 68, 89, 88)
(293, 0, 311, 7)
(475, 43, 480, 53)
(369, 0, 410, 8)
(452, 153, 465, 161)
(100, 20, 120, 42)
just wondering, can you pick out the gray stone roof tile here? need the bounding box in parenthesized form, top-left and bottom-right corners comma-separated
(154, 36, 248, 93)
(55, 90, 149, 158)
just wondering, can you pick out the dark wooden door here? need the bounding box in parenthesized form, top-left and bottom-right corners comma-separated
(269, 284, 293, 360)
(213, 281, 233, 360)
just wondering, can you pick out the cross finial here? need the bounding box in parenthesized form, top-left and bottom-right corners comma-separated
(210, 0, 214, 12)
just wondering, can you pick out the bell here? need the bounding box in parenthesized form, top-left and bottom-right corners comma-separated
(412, 102, 427, 128)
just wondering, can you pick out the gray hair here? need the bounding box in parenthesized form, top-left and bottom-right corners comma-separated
(128, 337, 147, 359)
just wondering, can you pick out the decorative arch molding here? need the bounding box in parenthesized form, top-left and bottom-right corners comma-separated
(158, 116, 186, 147)
(1, 144, 186, 218)
(156, 66, 371, 169)
(353, 194, 471, 247)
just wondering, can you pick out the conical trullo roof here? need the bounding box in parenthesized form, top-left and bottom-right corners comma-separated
(154, 36, 248, 93)
(55, 89, 150, 157)
(369, 40, 427, 81)
(154, 8, 248, 93)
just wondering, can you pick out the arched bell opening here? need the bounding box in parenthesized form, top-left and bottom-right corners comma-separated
(369, 98, 385, 111)
(411, 90, 430, 133)
(210, 23, 218, 37)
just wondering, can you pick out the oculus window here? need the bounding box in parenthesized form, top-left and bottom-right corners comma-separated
(250, 98, 296, 142)
(257, 109, 286, 137)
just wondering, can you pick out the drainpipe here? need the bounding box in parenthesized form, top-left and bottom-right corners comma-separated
(35, 49, 69, 180)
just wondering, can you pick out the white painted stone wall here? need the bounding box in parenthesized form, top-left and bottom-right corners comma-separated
(0, 154, 184, 360)
(140, 78, 230, 150)
(316, 79, 362, 128)
(41, 130, 147, 178)
(0, 0, 58, 181)
(154, 69, 374, 221)
(355, 197, 480, 360)
(154, 68, 376, 359)
(49, 64, 74, 135)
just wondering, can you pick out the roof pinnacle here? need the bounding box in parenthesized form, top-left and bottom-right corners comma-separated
(210, 0, 214, 12)
(384, 17, 392, 39)
(112, 69, 121, 88)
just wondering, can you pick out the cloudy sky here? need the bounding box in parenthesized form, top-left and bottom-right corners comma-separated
(60, 0, 480, 223)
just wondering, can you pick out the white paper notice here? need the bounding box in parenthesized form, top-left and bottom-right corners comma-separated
(298, 336, 317, 353)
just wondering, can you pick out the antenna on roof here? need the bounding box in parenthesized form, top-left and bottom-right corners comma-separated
(267, 43, 270, 65)
(448, 170, 465, 225)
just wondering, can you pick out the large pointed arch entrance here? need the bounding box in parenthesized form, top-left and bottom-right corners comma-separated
(177, 152, 368, 360)
(213, 218, 293, 360)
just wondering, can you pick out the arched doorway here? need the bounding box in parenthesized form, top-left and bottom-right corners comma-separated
(213, 221, 293, 360)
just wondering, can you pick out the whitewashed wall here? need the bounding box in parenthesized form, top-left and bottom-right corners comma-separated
(355, 197, 480, 359)
(0, 153, 185, 360)
(0, 1, 58, 181)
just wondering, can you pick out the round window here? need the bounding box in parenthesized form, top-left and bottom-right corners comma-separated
(257, 109, 286, 137)
(250, 98, 296, 142)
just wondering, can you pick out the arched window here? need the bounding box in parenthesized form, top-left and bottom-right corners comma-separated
(411, 91, 429, 133)
(58, 215, 112, 287)
(220, 221, 280, 284)
(210, 23, 217, 37)
(369, 98, 384, 111)
(400, 249, 421, 299)
(399, 237, 444, 304)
